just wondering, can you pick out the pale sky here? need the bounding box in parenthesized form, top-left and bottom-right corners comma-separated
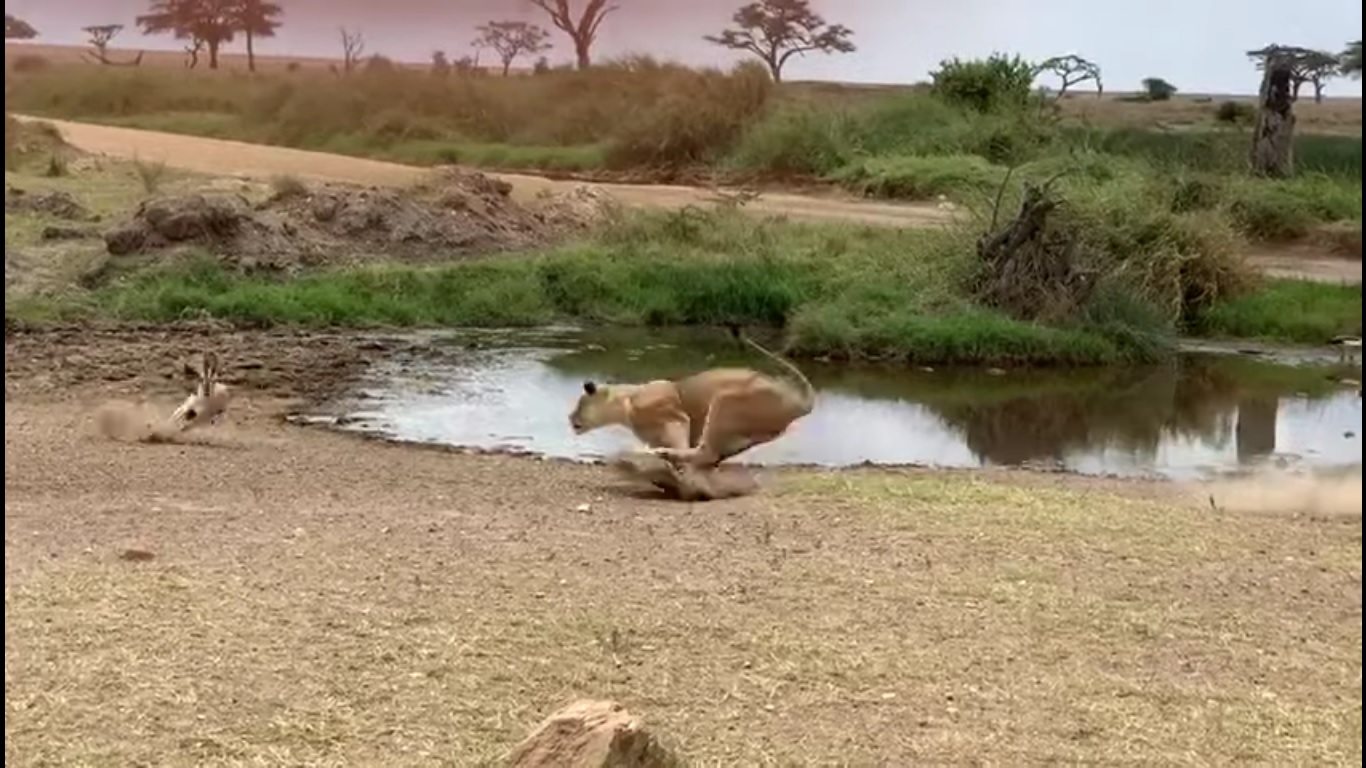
(7, 0, 1363, 96)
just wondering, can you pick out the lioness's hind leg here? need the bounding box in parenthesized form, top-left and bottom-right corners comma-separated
(662, 387, 789, 467)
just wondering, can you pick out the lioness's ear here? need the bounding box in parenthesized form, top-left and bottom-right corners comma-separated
(182, 360, 202, 381)
(583, 380, 597, 395)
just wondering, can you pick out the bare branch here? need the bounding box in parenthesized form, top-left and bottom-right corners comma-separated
(339, 26, 365, 73)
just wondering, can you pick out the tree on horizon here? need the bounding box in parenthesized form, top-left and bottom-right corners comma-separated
(5, 14, 38, 40)
(527, 0, 616, 70)
(234, 0, 284, 73)
(136, 0, 238, 70)
(1343, 40, 1362, 77)
(705, 0, 855, 82)
(472, 20, 552, 77)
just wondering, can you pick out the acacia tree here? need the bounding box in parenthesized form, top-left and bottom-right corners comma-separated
(527, 0, 616, 70)
(1342, 40, 1362, 77)
(472, 20, 552, 76)
(137, 0, 238, 70)
(5, 14, 38, 39)
(81, 24, 145, 67)
(1035, 54, 1102, 99)
(1248, 44, 1341, 103)
(705, 0, 854, 82)
(234, 0, 283, 73)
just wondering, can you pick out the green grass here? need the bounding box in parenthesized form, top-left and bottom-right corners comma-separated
(1193, 279, 1363, 343)
(8, 207, 1359, 366)
(2, 209, 1140, 366)
(1065, 126, 1362, 182)
(721, 96, 1362, 245)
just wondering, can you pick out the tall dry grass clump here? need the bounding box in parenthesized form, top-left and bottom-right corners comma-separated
(601, 58, 773, 169)
(6, 56, 774, 168)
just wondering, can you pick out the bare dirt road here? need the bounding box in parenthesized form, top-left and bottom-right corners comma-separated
(16, 115, 1361, 283)
(4, 327, 1362, 766)
(13, 115, 954, 229)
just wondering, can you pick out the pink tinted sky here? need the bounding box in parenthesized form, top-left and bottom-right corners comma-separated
(7, 0, 1363, 96)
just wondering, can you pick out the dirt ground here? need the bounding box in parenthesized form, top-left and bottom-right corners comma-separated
(4, 327, 1362, 766)
(14, 115, 1360, 285)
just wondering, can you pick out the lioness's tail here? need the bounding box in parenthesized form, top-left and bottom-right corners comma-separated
(726, 324, 816, 413)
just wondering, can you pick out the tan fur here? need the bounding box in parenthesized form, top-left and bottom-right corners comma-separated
(569, 327, 816, 468)
(170, 351, 233, 432)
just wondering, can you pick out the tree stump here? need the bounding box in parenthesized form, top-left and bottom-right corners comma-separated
(972, 178, 1093, 323)
(1250, 61, 1296, 178)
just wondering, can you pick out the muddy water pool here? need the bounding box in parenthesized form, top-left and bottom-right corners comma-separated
(312, 327, 1362, 480)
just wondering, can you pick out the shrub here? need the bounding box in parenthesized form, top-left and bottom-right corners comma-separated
(1047, 173, 1256, 324)
(929, 53, 1038, 113)
(724, 106, 856, 176)
(830, 154, 1005, 201)
(1168, 174, 1228, 213)
(603, 60, 773, 169)
(1141, 77, 1178, 101)
(4, 113, 19, 170)
(1213, 100, 1255, 125)
(1227, 177, 1364, 241)
(9, 53, 50, 73)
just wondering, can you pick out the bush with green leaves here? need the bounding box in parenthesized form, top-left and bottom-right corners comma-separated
(1141, 77, 1178, 101)
(929, 53, 1038, 113)
(1213, 100, 1255, 125)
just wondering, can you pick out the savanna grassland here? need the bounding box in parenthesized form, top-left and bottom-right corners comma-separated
(5, 42, 1363, 366)
(3, 31, 1363, 768)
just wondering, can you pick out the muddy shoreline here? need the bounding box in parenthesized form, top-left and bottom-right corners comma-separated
(3, 324, 424, 407)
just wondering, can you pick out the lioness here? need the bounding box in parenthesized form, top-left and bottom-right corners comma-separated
(569, 326, 816, 468)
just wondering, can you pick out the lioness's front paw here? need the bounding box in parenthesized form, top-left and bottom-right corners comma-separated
(651, 447, 689, 465)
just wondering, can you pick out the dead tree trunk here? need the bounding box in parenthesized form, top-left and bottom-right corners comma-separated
(1249, 61, 1296, 178)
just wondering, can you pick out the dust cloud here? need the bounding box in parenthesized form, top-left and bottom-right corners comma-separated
(1203, 468, 1363, 517)
(94, 400, 206, 445)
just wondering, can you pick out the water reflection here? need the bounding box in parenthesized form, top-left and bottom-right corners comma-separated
(322, 327, 1362, 479)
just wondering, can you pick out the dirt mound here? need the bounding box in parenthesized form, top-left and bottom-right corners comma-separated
(4, 116, 76, 168)
(5, 184, 96, 221)
(505, 699, 679, 768)
(100, 169, 618, 271)
(532, 184, 623, 229)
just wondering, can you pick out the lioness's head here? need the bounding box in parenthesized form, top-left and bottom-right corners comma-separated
(569, 380, 613, 434)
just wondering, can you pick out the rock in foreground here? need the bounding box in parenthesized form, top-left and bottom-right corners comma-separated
(505, 699, 679, 768)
